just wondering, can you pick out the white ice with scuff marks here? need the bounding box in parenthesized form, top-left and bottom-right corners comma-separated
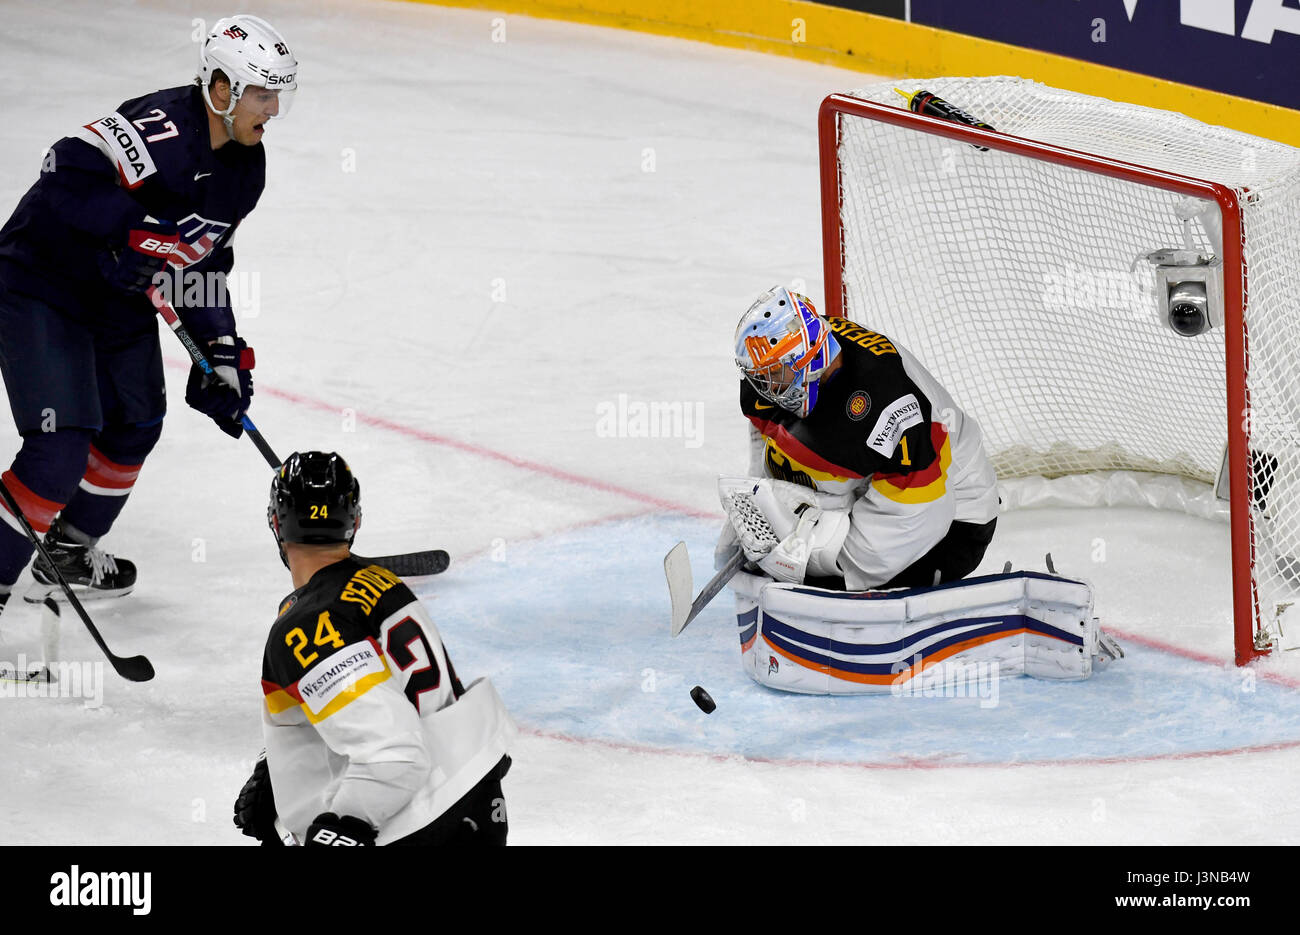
(0, 0, 1297, 846)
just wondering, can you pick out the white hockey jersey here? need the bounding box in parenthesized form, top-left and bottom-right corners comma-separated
(741, 316, 998, 589)
(260, 558, 516, 845)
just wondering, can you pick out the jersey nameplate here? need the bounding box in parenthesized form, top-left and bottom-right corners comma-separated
(867, 394, 923, 457)
(829, 319, 898, 356)
(81, 113, 158, 189)
(340, 565, 402, 616)
(297, 640, 387, 716)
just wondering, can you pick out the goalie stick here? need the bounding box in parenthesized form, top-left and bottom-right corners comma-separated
(664, 542, 746, 637)
(148, 288, 450, 578)
(0, 479, 154, 682)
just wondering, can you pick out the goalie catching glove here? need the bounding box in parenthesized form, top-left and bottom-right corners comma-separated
(719, 477, 850, 584)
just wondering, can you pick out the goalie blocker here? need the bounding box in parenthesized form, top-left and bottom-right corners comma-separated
(729, 568, 1119, 696)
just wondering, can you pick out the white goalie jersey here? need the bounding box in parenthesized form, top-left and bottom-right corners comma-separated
(737, 316, 999, 589)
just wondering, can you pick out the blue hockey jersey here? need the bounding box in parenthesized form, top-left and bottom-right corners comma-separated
(0, 84, 264, 339)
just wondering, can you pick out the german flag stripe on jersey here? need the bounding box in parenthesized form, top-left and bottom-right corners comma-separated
(262, 636, 394, 724)
(747, 415, 862, 480)
(870, 423, 950, 505)
(762, 437, 855, 487)
(262, 679, 302, 715)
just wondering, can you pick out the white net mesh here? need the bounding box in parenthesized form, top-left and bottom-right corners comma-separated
(829, 77, 1300, 649)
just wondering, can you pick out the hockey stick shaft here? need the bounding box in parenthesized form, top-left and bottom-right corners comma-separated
(148, 289, 449, 577)
(685, 547, 746, 631)
(0, 479, 154, 682)
(148, 287, 280, 467)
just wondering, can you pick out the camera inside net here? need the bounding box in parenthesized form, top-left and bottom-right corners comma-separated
(1140, 248, 1225, 337)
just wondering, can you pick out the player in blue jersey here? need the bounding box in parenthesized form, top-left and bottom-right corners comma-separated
(0, 15, 297, 614)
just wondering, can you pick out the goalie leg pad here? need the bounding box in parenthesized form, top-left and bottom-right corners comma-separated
(728, 569, 1103, 695)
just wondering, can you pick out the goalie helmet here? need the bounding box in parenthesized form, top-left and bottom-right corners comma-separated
(734, 286, 840, 418)
(267, 452, 361, 565)
(198, 15, 298, 129)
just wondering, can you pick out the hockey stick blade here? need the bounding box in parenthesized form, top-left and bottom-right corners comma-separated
(665, 542, 693, 636)
(41, 594, 154, 682)
(666, 542, 745, 637)
(355, 549, 450, 577)
(0, 481, 154, 682)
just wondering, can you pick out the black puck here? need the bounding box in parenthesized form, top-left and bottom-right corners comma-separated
(690, 685, 716, 714)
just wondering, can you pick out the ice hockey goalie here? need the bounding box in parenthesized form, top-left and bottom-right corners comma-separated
(721, 287, 1119, 694)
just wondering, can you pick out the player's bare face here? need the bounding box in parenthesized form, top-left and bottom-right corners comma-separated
(229, 87, 281, 145)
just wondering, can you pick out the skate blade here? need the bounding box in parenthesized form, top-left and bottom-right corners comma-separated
(1096, 629, 1125, 662)
(0, 662, 55, 684)
(23, 583, 134, 603)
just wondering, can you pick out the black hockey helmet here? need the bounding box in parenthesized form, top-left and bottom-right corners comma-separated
(267, 452, 361, 556)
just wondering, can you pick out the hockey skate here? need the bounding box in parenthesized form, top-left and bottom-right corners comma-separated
(27, 518, 136, 601)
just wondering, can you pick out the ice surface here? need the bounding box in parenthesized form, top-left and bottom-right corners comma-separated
(1, 0, 1297, 845)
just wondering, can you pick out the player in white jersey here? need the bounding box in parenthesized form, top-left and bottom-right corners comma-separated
(233, 452, 515, 846)
(725, 286, 999, 589)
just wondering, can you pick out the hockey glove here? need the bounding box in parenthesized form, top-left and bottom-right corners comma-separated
(185, 336, 255, 438)
(722, 478, 817, 563)
(722, 478, 851, 584)
(104, 217, 180, 294)
(232, 752, 281, 846)
(751, 481, 851, 583)
(305, 812, 377, 847)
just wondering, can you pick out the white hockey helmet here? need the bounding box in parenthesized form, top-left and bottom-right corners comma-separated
(198, 15, 298, 130)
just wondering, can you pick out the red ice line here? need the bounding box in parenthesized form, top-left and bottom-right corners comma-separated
(1104, 626, 1300, 690)
(174, 360, 1300, 693)
(165, 355, 716, 521)
(517, 725, 1300, 771)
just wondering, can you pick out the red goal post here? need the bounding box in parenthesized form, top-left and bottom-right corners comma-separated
(817, 84, 1273, 665)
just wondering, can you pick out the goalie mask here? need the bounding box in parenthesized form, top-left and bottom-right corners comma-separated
(267, 451, 361, 566)
(735, 287, 840, 418)
(198, 15, 298, 132)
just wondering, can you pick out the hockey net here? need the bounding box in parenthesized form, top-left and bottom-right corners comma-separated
(819, 77, 1300, 665)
